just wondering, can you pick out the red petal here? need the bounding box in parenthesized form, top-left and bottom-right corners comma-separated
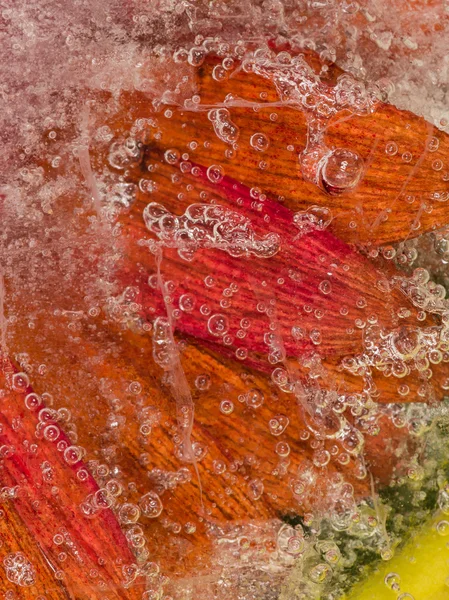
(0, 357, 141, 598)
(119, 154, 447, 404)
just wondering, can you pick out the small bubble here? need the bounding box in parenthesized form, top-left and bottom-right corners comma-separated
(24, 393, 41, 411)
(243, 388, 264, 409)
(208, 313, 229, 337)
(12, 372, 29, 392)
(385, 141, 398, 156)
(437, 520, 449, 536)
(235, 347, 248, 360)
(384, 572, 400, 591)
(313, 449, 331, 467)
(213, 460, 226, 474)
(382, 245, 396, 259)
(427, 136, 440, 152)
(119, 503, 141, 524)
(164, 149, 180, 165)
(206, 164, 224, 184)
(318, 280, 332, 295)
(247, 479, 264, 500)
(188, 47, 206, 67)
(44, 425, 60, 442)
(275, 441, 290, 457)
(77, 468, 89, 482)
(212, 65, 227, 81)
(220, 400, 234, 415)
(308, 563, 332, 584)
(402, 152, 413, 163)
(129, 381, 142, 395)
(64, 446, 83, 465)
(139, 179, 157, 194)
(250, 133, 270, 152)
(179, 294, 196, 313)
(269, 415, 289, 436)
(139, 492, 163, 519)
(195, 374, 211, 391)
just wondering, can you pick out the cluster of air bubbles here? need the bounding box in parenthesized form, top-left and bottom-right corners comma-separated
(3, 553, 36, 587)
(148, 466, 191, 493)
(152, 317, 176, 371)
(108, 138, 142, 171)
(269, 414, 289, 436)
(108, 182, 137, 209)
(293, 206, 333, 236)
(144, 202, 280, 260)
(33, 402, 80, 446)
(208, 108, 240, 145)
(80, 480, 123, 519)
(239, 49, 375, 188)
(105, 286, 147, 333)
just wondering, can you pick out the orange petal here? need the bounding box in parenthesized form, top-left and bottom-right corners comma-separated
(4, 312, 409, 580)
(103, 51, 449, 245)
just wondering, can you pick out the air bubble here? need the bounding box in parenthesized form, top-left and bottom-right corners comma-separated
(12, 372, 29, 392)
(385, 141, 398, 156)
(269, 415, 289, 436)
(187, 47, 205, 67)
(235, 347, 248, 360)
(427, 136, 440, 152)
(208, 313, 229, 337)
(247, 479, 264, 500)
(64, 445, 83, 465)
(119, 503, 141, 524)
(321, 149, 364, 194)
(164, 149, 180, 165)
(195, 374, 211, 391)
(250, 133, 270, 152)
(206, 164, 224, 184)
(179, 294, 196, 312)
(140, 491, 163, 518)
(308, 563, 333, 584)
(275, 441, 290, 457)
(3, 553, 35, 587)
(220, 400, 234, 414)
(212, 65, 227, 81)
(319, 280, 332, 295)
(436, 520, 449, 535)
(243, 388, 264, 408)
(44, 425, 60, 442)
(208, 108, 239, 145)
(24, 393, 41, 411)
(293, 206, 333, 236)
(384, 572, 400, 590)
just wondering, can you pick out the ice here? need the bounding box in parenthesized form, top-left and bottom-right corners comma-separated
(1, 1, 449, 599)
